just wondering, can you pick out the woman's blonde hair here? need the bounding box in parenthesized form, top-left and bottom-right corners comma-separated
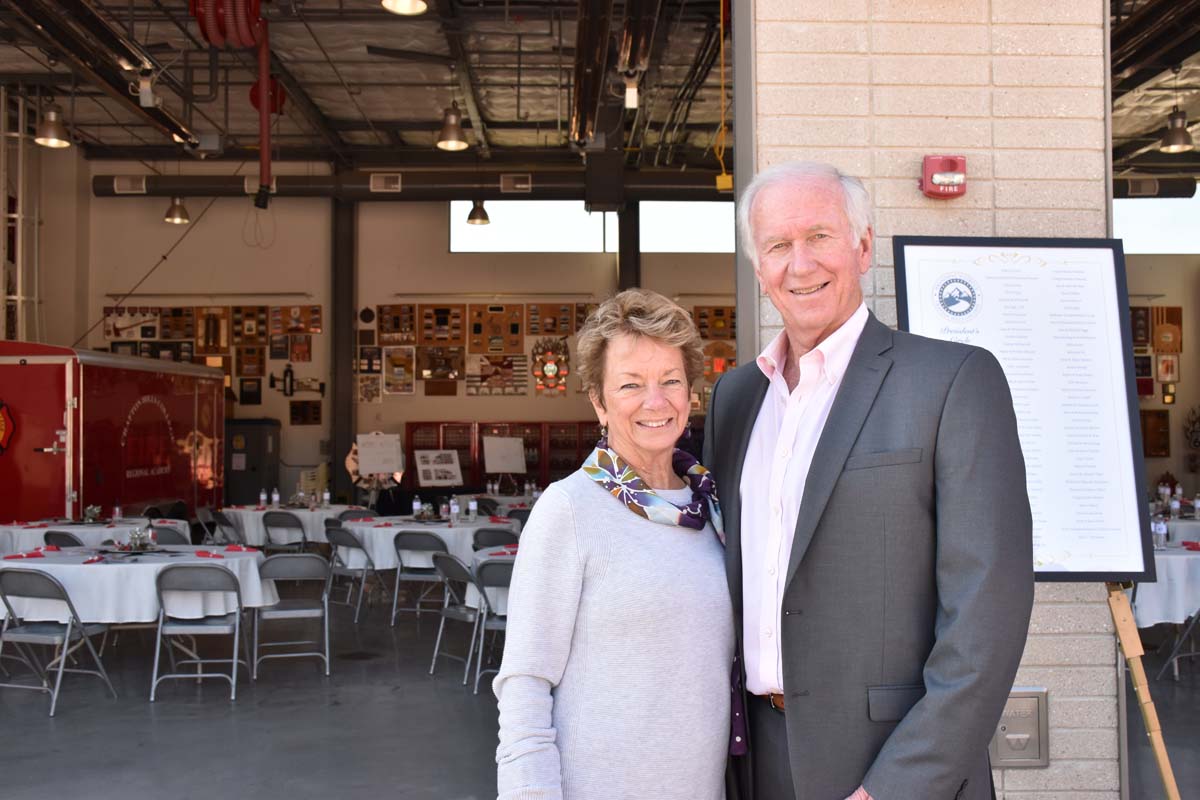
(576, 289, 704, 406)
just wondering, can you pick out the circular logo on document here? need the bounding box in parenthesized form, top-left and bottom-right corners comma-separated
(935, 275, 979, 320)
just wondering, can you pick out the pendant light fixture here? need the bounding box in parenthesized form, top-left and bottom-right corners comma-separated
(436, 101, 469, 151)
(163, 196, 191, 225)
(381, 0, 427, 14)
(467, 199, 490, 225)
(34, 105, 71, 149)
(1160, 65, 1195, 155)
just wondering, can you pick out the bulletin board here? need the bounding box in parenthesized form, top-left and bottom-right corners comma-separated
(894, 235, 1153, 582)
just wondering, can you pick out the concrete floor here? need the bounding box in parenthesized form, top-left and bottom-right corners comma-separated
(2, 584, 1198, 800)
(0, 586, 502, 800)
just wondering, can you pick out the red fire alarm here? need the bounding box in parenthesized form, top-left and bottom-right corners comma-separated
(920, 155, 966, 199)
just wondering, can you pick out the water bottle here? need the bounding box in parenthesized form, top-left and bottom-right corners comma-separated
(112, 503, 123, 521)
(1193, 493, 1199, 519)
(412, 495, 422, 517)
(322, 489, 331, 507)
(1170, 495, 1181, 519)
(449, 498, 460, 522)
(258, 489, 268, 507)
(467, 498, 478, 521)
(271, 487, 280, 506)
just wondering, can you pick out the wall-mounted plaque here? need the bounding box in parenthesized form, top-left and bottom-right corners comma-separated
(466, 354, 529, 396)
(1152, 306, 1182, 353)
(377, 304, 417, 345)
(358, 346, 382, 374)
(1129, 306, 1150, 347)
(103, 307, 160, 341)
(290, 334, 312, 363)
(526, 303, 575, 336)
(195, 306, 230, 354)
(694, 305, 737, 340)
(416, 346, 464, 380)
(237, 345, 266, 377)
(269, 334, 289, 360)
(290, 400, 322, 426)
(468, 303, 524, 354)
(231, 306, 269, 345)
(271, 305, 323, 335)
(417, 304, 466, 346)
(1141, 409, 1170, 458)
(240, 378, 262, 406)
(383, 346, 416, 394)
(357, 375, 382, 404)
(575, 303, 599, 331)
(159, 307, 196, 340)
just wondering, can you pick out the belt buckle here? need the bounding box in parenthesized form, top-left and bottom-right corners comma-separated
(769, 692, 785, 711)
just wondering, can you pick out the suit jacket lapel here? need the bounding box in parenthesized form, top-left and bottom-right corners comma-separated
(784, 316, 894, 591)
(723, 370, 768, 626)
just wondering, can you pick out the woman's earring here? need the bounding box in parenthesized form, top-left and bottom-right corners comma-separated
(598, 424, 609, 448)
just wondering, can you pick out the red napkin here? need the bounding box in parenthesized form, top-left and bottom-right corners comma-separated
(488, 548, 518, 556)
(224, 545, 252, 552)
(374, 522, 394, 528)
(489, 515, 508, 524)
(1183, 541, 1200, 551)
(195, 550, 225, 559)
(83, 556, 104, 564)
(5, 551, 46, 559)
(23, 523, 49, 529)
(106, 523, 117, 528)
(155, 519, 172, 525)
(39, 545, 61, 552)
(353, 517, 376, 523)
(254, 506, 267, 511)
(3, 554, 23, 560)
(514, 503, 528, 508)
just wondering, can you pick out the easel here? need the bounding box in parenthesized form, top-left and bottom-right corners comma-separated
(1105, 583, 1181, 800)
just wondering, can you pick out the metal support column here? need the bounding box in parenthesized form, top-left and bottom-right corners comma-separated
(617, 202, 640, 290)
(1, 87, 8, 340)
(732, 0, 758, 362)
(331, 197, 356, 501)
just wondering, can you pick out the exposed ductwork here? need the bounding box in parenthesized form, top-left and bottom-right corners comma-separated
(91, 170, 731, 202)
(569, 0, 614, 145)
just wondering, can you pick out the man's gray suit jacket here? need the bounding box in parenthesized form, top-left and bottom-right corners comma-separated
(704, 313, 1035, 800)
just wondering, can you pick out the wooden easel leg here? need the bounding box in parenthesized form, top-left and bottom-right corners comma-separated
(1106, 582, 1181, 800)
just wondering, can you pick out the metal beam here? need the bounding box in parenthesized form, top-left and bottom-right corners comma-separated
(435, 0, 491, 158)
(268, 52, 350, 164)
(618, 202, 641, 290)
(331, 195, 356, 500)
(328, 117, 721, 133)
(1111, 0, 1200, 99)
(365, 45, 456, 67)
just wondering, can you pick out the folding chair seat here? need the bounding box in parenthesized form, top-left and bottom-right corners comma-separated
(472, 528, 519, 551)
(151, 525, 190, 545)
(262, 510, 309, 554)
(391, 531, 448, 626)
(506, 508, 531, 530)
(472, 559, 513, 694)
(150, 564, 250, 701)
(253, 554, 330, 679)
(474, 497, 500, 516)
(325, 525, 380, 624)
(338, 508, 375, 522)
(428, 553, 482, 686)
(210, 511, 245, 545)
(44, 531, 85, 548)
(0, 569, 117, 716)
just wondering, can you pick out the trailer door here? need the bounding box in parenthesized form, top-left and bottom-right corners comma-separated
(0, 360, 73, 521)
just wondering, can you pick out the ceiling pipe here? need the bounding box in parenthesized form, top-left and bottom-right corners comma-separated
(91, 170, 731, 201)
(1113, 177, 1198, 198)
(569, 0, 614, 145)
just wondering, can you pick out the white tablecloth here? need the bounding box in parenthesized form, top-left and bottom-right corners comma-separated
(1167, 518, 1200, 544)
(0, 546, 278, 624)
(0, 519, 190, 554)
(339, 516, 520, 571)
(222, 505, 363, 546)
(1133, 549, 1200, 627)
(470, 549, 516, 613)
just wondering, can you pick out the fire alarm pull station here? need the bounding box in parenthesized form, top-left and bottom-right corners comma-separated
(920, 155, 966, 199)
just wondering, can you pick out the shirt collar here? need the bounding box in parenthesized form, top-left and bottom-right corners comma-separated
(756, 302, 870, 387)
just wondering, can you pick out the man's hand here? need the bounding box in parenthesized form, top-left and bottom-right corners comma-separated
(844, 787, 873, 800)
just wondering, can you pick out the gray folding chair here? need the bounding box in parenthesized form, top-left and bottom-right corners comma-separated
(196, 507, 220, 544)
(44, 530, 85, 548)
(428, 553, 481, 686)
(475, 497, 500, 516)
(391, 531, 449, 627)
(262, 510, 308, 554)
(473, 559, 513, 694)
(0, 569, 117, 716)
(472, 528, 519, 551)
(325, 525, 379, 624)
(211, 510, 244, 545)
(152, 525, 190, 545)
(338, 508, 375, 522)
(164, 500, 189, 521)
(506, 508, 531, 529)
(143, 506, 165, 519)
(253, 554, 330, 679)
(150, 564, 250, 701)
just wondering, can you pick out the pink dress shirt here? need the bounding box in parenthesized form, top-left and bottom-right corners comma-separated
(739, 303, 869, 695)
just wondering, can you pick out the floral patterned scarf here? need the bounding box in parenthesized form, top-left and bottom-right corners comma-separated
(582, 443, 724, 543)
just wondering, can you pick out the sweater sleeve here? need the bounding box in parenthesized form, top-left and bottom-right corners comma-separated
(494, 484, 585, 800)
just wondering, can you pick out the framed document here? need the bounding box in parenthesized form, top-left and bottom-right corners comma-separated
(895, 236, 1152, 583)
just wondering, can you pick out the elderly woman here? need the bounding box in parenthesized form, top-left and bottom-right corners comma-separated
(494, 289, 733, 800)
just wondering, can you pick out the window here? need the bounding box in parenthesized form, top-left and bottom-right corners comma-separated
(1114, 194, 1200, 254)
(449, 200, 606, 253)
(637, 201, 736, 253)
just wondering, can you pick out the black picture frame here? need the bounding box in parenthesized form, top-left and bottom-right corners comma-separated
(894, 236, 1153, 584)
(239, 378, 262, 406)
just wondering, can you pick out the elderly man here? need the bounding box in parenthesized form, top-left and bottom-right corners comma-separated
(704, 161, 1034, 800)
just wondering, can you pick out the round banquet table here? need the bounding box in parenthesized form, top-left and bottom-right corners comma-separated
(339, 516, 520, 572)
(222, 504, 364, 546)
(0, 545, 278, 624)
(1133, 549, 1200, 628)
(0, 519, 190, 555)
(470, 548, 516, 613)
(1167, 518, 1200, 544)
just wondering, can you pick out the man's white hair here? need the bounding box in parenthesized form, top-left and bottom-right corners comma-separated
(736, 161, 873, 267)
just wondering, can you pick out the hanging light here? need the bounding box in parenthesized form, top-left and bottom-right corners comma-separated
(381, 0, 427, 14)
(163, 197, 190, 225)
(436, 101, 469, 151)
(1160, 107, 1195, 154)
(34, 105, 71, 149)
(467, 199, 490, 225)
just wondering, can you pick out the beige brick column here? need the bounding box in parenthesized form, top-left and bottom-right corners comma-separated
(749, 1, 1119, 796)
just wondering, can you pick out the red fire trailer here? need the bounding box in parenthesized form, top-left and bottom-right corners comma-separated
(0, 342, 224, 523)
